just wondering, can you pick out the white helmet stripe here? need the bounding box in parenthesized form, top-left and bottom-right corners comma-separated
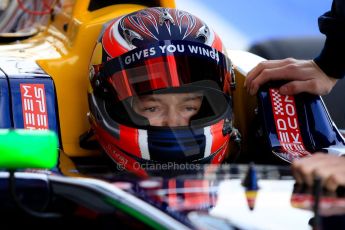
(204, 126, 213, 158)
(138, 129, 150, 160)
(112, 17, 134, 51)
(205, 28, 215, 46)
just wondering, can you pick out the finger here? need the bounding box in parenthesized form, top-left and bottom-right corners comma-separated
(248, 66, 292, 95)
(245, 59, 295, 89)
(278, 80, 315, 95)
(245, 64, 264, 92)
(308, 154, 344, 188)
(291, 157, 316, 185)
(291, 154, 327, 186)
(323, 166, 345, 191)
(280, 76, 339, 96)
(313, 162, 343, 187)
(248, 61, 315, 96)
(291, 160, 304, 184)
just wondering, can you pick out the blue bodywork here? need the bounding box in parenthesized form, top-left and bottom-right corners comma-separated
(258, 83, 345, 162)
(0, 59, 59, 136)
(0, 70, 11, 128)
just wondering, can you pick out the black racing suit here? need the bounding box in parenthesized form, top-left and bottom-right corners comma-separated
(314, 0, 345, 79)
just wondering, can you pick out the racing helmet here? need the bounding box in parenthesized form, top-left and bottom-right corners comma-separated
(88, 7, 237, 176)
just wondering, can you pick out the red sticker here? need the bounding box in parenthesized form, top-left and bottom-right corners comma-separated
(20, 84, 49, 130)
(269, 89, 311, 158)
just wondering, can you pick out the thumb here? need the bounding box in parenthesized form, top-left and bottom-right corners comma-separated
(279, 80, 316, 95)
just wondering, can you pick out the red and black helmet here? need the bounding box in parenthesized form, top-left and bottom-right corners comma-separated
(88, 7, 237, 177)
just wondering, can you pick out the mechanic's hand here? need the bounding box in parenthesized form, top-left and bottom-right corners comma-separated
(244, 58, 338, 96)
(292, 153, 345, 191)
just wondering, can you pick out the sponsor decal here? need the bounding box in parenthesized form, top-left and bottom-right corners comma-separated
(269, 89, 311, 159)
(20, 84, 49, 129)
(123, 41, 220, 65)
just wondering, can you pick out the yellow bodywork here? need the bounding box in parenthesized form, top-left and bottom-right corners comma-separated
(228, 50, 264, 157)
(0, 0, 262, 162)
(0, 0, 175, 157)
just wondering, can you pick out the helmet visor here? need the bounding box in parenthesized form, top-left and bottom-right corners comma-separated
(102, 40, 233, 128)
(103, 40, 232, 101)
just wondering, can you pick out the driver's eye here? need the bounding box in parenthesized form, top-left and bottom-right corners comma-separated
(184, 106, 199, 112)
(144, 107, 157, 112)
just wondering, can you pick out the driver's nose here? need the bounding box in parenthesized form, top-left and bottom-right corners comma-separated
(162, 109, 188, 127)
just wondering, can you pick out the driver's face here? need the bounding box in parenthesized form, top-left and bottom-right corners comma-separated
(132, 93, 203, 127)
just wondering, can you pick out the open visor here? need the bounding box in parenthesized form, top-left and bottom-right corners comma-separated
(101, 40, 233, 102)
